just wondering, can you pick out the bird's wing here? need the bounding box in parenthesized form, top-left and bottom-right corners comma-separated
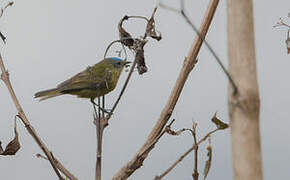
(57, 66, 112, 92)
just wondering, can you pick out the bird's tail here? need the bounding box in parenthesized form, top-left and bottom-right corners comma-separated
(34, 88, 62, 101)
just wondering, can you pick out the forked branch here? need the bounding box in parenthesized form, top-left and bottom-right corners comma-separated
(112, 0, 219, 179)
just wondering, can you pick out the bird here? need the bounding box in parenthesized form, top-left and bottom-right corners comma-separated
(34, 57, 130, 104)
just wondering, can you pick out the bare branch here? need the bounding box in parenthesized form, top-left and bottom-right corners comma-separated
(104, 55, 138, 124)
(197, 129, 219, 145)
(94, 10, 161, 179)
(154, 146, 193, 180)
(192, 123, 198, 180)
(158, 2, 180, 13)
(155, 127, 220, 180)
(138, 119, 176, 158)
(36, 153, 78, 180)
(159, 0, 238, 95)
(0, 53, 74, 180)
(112, 0, 219, 179)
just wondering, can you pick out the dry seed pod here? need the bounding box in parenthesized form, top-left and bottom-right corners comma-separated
(203, 144, 212, 179)
(134, 39, 148, 75)
(135, 49, 147, 74)
(145, 7, 162, 41)
(118, 15, 134, 47)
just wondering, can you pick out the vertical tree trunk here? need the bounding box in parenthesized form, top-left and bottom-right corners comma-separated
(227, 0, 263, 180)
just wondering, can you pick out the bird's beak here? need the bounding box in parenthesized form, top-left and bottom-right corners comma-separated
(124, 61, 131, 65)
(124, 61, 131, 67)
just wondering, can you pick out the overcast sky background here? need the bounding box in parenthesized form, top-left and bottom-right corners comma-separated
(0, 0, 289, 179)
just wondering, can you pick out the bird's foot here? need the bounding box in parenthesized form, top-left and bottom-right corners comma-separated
(90, 99, 113, 115)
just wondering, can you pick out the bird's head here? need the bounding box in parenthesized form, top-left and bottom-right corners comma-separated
(106, 57, 131, 69)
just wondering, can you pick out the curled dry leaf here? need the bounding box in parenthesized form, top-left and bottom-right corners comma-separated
(118, 15, 134, 47)
(0, 117, 21, 156)
(203, 144, 212, 179)
(135, 39, 148, 75)
(211, 112, 229, 130)
(145, 7, 162, 41)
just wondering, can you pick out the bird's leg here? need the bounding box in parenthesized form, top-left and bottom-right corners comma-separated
(90, 98, 112, 115)
(97, 97, 101, 120)
(102, 96, 105, 118)
(91, 98, 98, 117)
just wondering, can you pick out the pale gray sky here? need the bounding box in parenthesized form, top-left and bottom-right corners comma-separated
(0, 0, 289, 179)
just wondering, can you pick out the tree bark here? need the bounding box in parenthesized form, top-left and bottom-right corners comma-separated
(227, 0, 263, 180)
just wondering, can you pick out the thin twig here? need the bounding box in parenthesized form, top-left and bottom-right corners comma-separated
(125, 16, 149, 22)
(95, 11, 156, 179)
(94, 95, 107, 180)
(0, 2, 14, 43)
(104, 56, 137, 124)
(0, 53, 68, 180)
(192, 123, 199, 180)
(103, 38, 136, 60)
(96, 37, 137, 179)
(0, 1, 13, 18)
(104, 8, 158, 122)
(154, 146, 193, 180)
(155, 128, 219, 180)
(36, 153, 78, 180)
(95, 116, 104, 180)
(158, 2, 180, 13)
(113, 0, 219, 179)
(159, 0, 238, 95)
(0, 3, 77, 179)
(197, 129, 219, 145)
(273, 18, 290, 28)
(138, 119, 176, 158)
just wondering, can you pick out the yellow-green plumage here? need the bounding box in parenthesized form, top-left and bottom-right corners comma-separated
(35, 57, 129, 101)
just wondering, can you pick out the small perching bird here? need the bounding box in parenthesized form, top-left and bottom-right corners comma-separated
(34, 57, 130, 103)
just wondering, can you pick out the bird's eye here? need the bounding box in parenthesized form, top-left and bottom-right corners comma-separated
(114, 61, 122, 68)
